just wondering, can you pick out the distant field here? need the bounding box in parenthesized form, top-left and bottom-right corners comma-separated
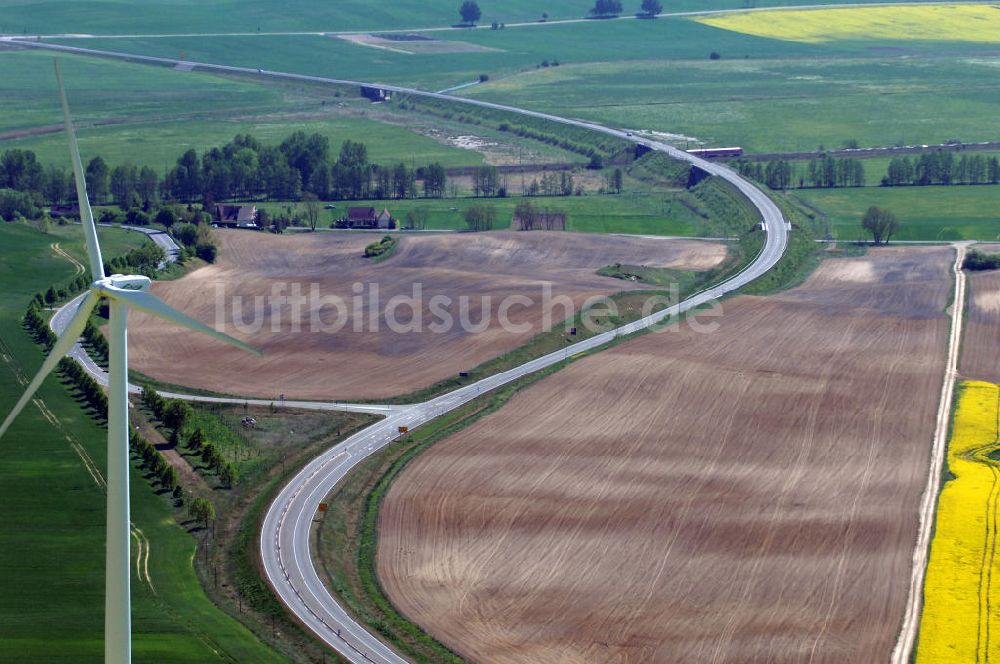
(461, 53, 1000, 153)
(2, 0, 931, 35)
(699, 4, 1000, 43)
(0, 50, 485, 170)
(42, 11, 1000, 152)
(0, 222, 284, 662)
(0, 49, 278, 135)
(794, 186, 1000, 241)
(47, 16, 824, 91)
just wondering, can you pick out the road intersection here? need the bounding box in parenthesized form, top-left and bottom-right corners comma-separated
(34, 40, 788, 663)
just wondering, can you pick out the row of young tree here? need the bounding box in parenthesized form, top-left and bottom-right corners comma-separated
(56, 356, 109, 420)
(734, 152, 1000, 191)
(141, 387, 238, 489)
(882, 153, 1000, 187)
(130, 428, 182, 500)
(734, 156, 866, 190)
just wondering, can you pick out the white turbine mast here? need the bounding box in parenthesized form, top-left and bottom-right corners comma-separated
(0, 61, 260, 664)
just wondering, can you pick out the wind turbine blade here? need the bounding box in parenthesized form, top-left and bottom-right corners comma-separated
(106, 288, 261, 356)
(54, 60, 104, 281)
(0, 292, 99, 440)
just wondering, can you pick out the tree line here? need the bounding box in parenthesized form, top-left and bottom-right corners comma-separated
(734, 155, 866, 190)
(882, 153, 1000, 186)
(0, 132, 449, 210)
(734, 151, 1000, 191)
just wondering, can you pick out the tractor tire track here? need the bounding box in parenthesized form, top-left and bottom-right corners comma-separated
(51, 242, 85, 277)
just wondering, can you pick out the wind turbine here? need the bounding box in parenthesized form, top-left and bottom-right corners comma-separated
(0, 61, 260, 663)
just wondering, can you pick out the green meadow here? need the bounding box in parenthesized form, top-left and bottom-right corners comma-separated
(265, 190, 701, 235)
(0, 50, 485, 170)
(0, 222, 288, 663)
(47, 12, 1000, 153)
(794, 185, 1000, 242)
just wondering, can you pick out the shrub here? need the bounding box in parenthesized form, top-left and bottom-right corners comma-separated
(195, 242, 218, 262)
(964, 250, 1000, 271)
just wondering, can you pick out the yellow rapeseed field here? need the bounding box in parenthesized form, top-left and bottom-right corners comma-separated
(698, 4, 1000, 44)
(918, 380, 1000, 662)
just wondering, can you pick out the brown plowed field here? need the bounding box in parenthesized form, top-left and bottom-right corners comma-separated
(960, 265, 1000, 382)
(377, 247, 952, 664)
(127, 230, 726, 400)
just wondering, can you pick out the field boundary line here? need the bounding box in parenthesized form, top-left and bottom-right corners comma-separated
(892, 241, 970, 663)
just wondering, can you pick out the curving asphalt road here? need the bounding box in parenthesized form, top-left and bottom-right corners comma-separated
(30, 39, 788, 664)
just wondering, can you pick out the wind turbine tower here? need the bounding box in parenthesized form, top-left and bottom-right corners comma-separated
(0, 62, 259, 663)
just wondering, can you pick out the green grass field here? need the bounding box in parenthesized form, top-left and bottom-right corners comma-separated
(0, 50, 485, 170)
(47, 11, 1000, 153)
(793, 185, 1000, 242)
(3, 0, 927, 35)
(0, 221, 288, 663)
(264, 190, 701, 235)
(461, 52, 1000, 153)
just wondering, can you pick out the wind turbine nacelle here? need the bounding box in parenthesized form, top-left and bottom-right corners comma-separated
(107, 274, 152, 292)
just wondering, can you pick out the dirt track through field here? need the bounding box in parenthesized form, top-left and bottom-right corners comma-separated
(378, 247, 952, 664)
(127, 230, 726, 400)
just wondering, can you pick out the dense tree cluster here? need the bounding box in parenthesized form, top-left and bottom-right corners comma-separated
(464, 205, 497, 231)
(0, 188, 41, 220)
(882, 153, 1000, 186)
(513, 201, 568, 230)
(964, 250, 1000, 271)
(189, 497, 216, 527)
(525, 170, 575, 197)
(640, 0, 663, 16)
(161, 134, 446, 203)
(861, 205, 899, 245)
(102, 242, 167, 277)
(459, 0, 481, 24)
(591, 0, 624, 16)
(472, 165, 500, 197)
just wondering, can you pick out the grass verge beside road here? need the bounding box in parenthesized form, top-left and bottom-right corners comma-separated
(793, 186, 1000, 242)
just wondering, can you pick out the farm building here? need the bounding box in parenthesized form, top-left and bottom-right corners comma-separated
(687, 147, 744, 159)
(214, 204, 258, 228)
(49, 203, 80, 218)
(338, 207, 394, 229)
(360, 86, 391, 102)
